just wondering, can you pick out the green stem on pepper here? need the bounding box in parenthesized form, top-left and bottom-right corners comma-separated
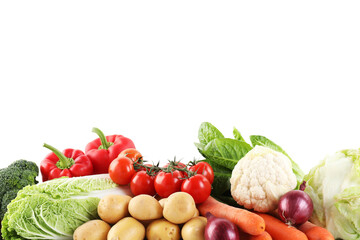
(43, 143, 75, 170)
(92, 127, 114, 150)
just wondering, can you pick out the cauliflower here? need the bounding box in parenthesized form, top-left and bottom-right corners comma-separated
(230, 145, 297, 212)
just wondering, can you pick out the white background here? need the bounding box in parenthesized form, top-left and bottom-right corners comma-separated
(0, 1, 359, 178)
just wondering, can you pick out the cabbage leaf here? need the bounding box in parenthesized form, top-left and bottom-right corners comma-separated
(304, 149, 360, 240)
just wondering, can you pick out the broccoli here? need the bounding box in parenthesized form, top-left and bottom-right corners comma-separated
(0, 159, 39, 220)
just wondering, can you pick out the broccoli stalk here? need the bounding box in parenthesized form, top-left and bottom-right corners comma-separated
(0, 160, 39, 221)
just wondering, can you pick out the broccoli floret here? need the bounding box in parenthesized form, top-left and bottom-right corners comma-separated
(0, 160, 39, 220)
(7, 159, 39, 177)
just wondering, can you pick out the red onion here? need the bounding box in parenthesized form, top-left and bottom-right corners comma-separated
(204, 212, 240, 240)
(278, 181, 314, 226)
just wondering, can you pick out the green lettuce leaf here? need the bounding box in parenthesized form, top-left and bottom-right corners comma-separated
(233, 127, 245, 142)
(202, 138, 253, 170)
(198, 122, 224, 146)
(304, 149, 360, 240)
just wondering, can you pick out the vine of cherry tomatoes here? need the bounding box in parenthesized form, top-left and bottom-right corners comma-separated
(108, 148, 214, 203)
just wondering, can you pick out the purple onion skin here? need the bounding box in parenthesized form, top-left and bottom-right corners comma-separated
(204, 212, 240, 240)
(278, 187, 314, 226)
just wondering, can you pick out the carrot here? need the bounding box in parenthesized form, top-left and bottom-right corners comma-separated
(298, 221, 334, 240)
(239, 230, 272, 240)
(256, 213, 308, 240)
(197, 196, 265, 236)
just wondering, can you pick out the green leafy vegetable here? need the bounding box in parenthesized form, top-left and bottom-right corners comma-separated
(198, 122, 224, 145)
(233, 127, 245, 142)
(202, 138, 253, 170)
(250, 135, 304, 189)
(304, 148, 360, 240)
(202, 159, 231, 174)
(1, 175, 131, 240)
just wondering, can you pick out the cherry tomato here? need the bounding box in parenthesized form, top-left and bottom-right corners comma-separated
(154, 170, 184, 198)
(108, 157, 136, 185)
(189, 162, 214, 184)
(130, 171, 156, 196)
(118, 148, 142, 163)
(181, 174, 211, 204)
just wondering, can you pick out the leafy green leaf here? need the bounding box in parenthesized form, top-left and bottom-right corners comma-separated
(202, 159, 232, 174)
(198, 122, 224, 145)
(211, 172, 232, 196)
(202, 138, 253, 169)
(194, 142, 205, 151)
(233, 127, 245, 142)
(250, 135, 290, 158)
(250, 135, 304, 188)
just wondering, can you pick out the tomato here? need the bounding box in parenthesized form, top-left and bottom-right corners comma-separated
(181, 174, 211, 204)
(108, 157, 136, 185)
(154, 170, 184, 198)
(118, 148, 142, 163)
(189, 162, 214, 184)
(130, 171, 156, 196)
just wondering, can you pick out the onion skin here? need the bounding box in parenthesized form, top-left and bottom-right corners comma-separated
(204, 212, 240, 240)
(278, 188, 314, 226)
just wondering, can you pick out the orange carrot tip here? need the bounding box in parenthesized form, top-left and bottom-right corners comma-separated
(198, 196, 265, 236)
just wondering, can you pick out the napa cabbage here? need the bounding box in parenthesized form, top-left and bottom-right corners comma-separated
(1, 174, 131, 240)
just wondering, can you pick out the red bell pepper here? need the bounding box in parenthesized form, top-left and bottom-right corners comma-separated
(85, 127, 135, 174)
(40, 143, 94, 182)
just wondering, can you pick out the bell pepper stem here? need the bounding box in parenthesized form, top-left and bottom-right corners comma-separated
(92, 127, 112, 150)
(43, 143, 74, 169)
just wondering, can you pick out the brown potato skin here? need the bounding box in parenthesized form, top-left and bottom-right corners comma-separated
(73, 220, 110, 240)
(128, 194, 163, 220)
(98, 195, 132, 224)
(146, 219, 180, 240)
(181, 216, 207, 240)
(163, 192, 196, 224)
(107, 217, 145, 240)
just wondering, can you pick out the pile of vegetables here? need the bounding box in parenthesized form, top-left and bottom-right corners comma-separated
(2, 122, 360, 239)
(195, 122, 335, 240)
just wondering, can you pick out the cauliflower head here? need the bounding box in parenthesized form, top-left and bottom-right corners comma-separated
(230, 145, 297, 212)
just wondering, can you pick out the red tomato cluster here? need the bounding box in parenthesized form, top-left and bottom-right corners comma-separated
(108, 149, 214, 204)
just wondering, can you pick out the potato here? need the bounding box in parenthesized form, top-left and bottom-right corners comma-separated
(192, 208, 199, 217)
(98, 195, 132, 224)
(107, 217, 145, 240)
(158, 198, 167, 208)
(73, 220, 110, 240)
(181, 216, 207, 240)
(163, 192, 196, 224)
(146, 219, 180, 240)
(128, 194, 162, 220)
